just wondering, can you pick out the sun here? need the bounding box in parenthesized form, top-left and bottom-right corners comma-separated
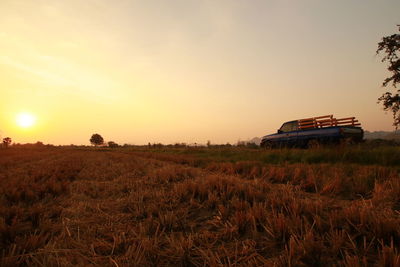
(16, 112, 36, 128)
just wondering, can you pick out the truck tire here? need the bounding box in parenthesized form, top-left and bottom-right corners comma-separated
(340, 137, 355, 146)
(261, 141, 273, 149)
(307, 139, 320, 149)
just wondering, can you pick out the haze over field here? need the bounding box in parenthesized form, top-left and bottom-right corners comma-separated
(1, 0, 399, 145)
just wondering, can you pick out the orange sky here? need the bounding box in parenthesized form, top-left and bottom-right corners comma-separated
(1, 0, 399, 145)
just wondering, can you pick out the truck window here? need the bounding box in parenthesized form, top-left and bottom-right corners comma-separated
(280, 122, 291, 132)
(289, 121, 298, 131)
(280, 121, 298, 132)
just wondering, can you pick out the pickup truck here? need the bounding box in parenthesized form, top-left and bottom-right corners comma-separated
(260, 115, 364, 148)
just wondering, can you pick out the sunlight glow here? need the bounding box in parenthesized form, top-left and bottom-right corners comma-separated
(16, 112, 36, 128)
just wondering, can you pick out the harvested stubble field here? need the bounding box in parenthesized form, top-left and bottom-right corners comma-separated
(1, 145, 400, 266)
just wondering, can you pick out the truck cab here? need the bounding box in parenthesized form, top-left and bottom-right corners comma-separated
(265, 120, 300, 147)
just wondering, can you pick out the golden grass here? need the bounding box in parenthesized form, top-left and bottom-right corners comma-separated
(0, 146, 399, 266)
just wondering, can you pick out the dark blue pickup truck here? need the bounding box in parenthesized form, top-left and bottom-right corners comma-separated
(260, 115, 364, 148)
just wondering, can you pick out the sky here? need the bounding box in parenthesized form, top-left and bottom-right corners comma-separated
(0, 0, 399, 145)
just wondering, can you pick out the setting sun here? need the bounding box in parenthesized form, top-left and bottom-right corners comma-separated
(16, 112, 36, 128)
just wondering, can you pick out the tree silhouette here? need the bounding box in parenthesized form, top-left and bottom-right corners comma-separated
(90, 134, 104, 146)
(377, 25, 400, 127)
(3, 137, 12, 147)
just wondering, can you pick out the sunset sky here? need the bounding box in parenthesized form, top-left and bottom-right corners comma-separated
(1, 0, 399, 145)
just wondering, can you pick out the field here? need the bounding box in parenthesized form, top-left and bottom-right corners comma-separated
(1, 145, 400, 266)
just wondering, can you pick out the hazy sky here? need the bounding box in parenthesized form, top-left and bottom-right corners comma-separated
(1, 0, 399, 145)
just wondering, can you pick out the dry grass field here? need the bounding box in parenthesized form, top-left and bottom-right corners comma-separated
(1, 145, 400, 266)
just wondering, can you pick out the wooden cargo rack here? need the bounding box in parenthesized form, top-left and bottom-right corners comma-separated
(298, 115, 361, 130)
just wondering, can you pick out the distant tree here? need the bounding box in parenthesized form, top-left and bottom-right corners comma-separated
(35, 141, 44, 146)
(377, 25, 400, 127)
(236, 140, 246, 147)
(153, 143, 164, 148)
(90, 133, 104, 146)
(108, 141, 118, 148)
(2, 137, 12, 147)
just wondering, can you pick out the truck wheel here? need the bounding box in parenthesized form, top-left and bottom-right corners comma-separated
(261, 141, 273, 149)
(340, 137, 355, 146)
(307, 139, 320, 149)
